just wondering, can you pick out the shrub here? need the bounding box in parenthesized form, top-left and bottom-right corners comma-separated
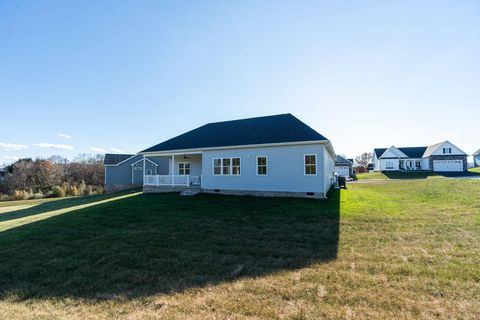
(13, 190, 29, 200)
(51, 186, 65, 198)
(67, 185, 79, 197)
(32, 191, 44, 199)
(78, 180, 86, 195)
(0, 194, 10, 201)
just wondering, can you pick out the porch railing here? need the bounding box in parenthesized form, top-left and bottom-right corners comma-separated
(144, 175, 201, 187)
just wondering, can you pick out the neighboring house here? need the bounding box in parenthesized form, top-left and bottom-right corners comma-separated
(473, 149, 480, 167)
(335, 156, 353, 178)
(107, 114, 336, 199)
(104, 153, 169, 192)
(373, 141, 468, 172)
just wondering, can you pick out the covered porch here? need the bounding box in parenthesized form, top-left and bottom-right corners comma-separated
(142, 152, 203, 188)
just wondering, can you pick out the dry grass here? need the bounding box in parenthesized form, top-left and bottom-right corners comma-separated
(0, 179, 479, 319)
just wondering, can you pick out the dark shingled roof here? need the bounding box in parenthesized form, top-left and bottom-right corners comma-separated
(335, 155, 353, 164)
(104, 154, 135, 165)
(141, 114, 328, 153)
(374, 147, 427, 159)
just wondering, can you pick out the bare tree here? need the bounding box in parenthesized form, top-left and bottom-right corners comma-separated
(355, 152, 373, 169)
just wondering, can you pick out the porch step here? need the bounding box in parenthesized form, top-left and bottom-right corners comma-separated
(180, 189, 202, 196)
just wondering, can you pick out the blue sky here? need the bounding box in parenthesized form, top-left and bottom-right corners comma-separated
(1, 0, 479, 165)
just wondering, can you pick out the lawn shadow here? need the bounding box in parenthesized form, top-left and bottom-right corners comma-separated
(383, 171, 438, 179)
(0, 190, 340, 300)
(0, 189, 141, 223)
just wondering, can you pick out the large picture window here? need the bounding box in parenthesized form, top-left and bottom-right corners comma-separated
(304, 154, 317, 175)
(257, 156, 267, 175)
(213, 157, 241, 176)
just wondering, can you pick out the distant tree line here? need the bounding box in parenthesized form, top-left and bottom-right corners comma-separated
(0, 154, 104, 200)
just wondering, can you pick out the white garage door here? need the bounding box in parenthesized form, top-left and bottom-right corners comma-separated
(433, 160, 463, 172)
(335, 166, 350, 177)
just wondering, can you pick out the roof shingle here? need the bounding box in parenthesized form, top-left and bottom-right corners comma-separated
(141, 114, 328, 153)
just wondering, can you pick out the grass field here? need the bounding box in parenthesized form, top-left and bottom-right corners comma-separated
(0, 179, 479, 319)
(470, 166, 480, 174)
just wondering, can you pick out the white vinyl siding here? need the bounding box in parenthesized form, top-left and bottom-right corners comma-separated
(202, 144, 331, 194)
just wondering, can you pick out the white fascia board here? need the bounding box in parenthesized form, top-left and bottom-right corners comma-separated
(131, 158, 158, 167)
(104, 154, 138, 167)
(140, 140, 329, 156)
(379, 146, 408, 159)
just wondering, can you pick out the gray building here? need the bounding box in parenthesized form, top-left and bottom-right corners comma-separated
(473, 149, 480, 167)
(104, 114, 337, 199)
(334, 156, 353, 178)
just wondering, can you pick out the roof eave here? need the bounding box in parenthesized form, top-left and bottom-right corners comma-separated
(140, 140, 330, 156)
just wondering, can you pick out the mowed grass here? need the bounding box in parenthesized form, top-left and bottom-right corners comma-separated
(356, 171, 440, 180)
(470, 166, 480, 174)
(0, 180, 479, 319)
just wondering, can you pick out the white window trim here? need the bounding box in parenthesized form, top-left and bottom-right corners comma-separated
(212, 157, 241, 176)
(213, 158, 222, 176)
(145, 169, 153, 175)
(178, 162, 191, 175)
(304, 154, 317, 176)
(256, 156, 268, 176)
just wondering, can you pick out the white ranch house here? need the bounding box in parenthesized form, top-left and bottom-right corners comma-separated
(373, 141, 468, 172)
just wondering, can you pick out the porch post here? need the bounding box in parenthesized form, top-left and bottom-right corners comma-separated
(171, 154, 174, 187)
(143, 155, 146, 186)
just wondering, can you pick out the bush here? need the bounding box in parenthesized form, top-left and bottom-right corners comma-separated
(78, 180, 86, 195)
(51, 186, 65, 198)
(0, 194, 10, 201)
(32, 191, 44, 199)
(13, 190, 29, 200)
(67, 185, 79, 197)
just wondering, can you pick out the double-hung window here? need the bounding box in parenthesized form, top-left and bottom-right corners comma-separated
(304, 154, 317, 175)
(257, 156, 267, 175)
(213, 157, 241, 176)
(213, 159, 222, 175)
(222, 158, 231, 175)
(232, 158, 241, 175)
(178, 162, 191, 175)
(386, 161, 394, 169)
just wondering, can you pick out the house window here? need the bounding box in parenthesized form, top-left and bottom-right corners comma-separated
(443, 148, 452, 154)
(304, 154, 317, 175)
(257, 156, 267, 175)
(213, 159, 221, 175)
(386, 162, 394, 169)
(178, 162, 191, 175)
(232, 158, 241, 175)
(222, 158, 231, 175)
(146, 169, 153, 175)
(415, 161, 421, 168)
(213, 157, 241, 176)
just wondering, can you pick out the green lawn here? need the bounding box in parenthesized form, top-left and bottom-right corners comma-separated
(470, 166, 480, 174)
(356, 171, 440, 180)
(0, 180, 479, 319)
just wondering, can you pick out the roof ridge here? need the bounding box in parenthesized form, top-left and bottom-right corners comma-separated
(204, 113, 292, 126)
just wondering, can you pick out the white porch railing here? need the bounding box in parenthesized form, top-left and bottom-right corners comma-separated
(144, 175, 201, 187)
